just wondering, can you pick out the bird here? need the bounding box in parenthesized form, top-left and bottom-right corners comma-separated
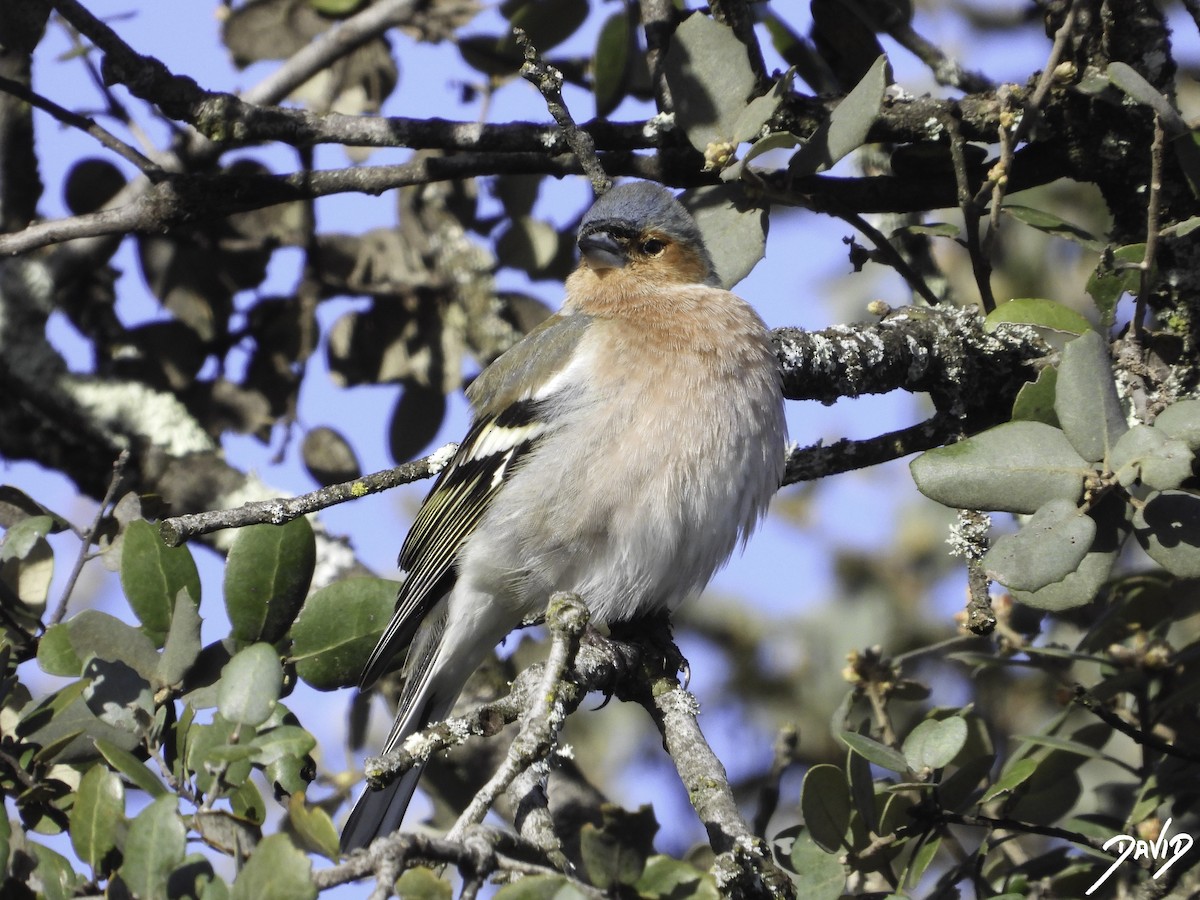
(340, 180, 787, 851)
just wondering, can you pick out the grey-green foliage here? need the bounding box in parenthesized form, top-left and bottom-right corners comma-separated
(912, 330, 1200, 610)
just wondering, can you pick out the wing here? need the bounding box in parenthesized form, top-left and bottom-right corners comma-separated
(357, 312, 590, 689)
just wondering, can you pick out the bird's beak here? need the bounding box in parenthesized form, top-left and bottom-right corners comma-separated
(578, 230, 627, 270)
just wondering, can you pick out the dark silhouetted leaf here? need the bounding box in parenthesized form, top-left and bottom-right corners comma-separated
(389, 381, 447, 464)
(64, 158, 126, 215)
(1133, 490, 1200, 578)
(302, 426, 361, 486)
(594, 11, 632, 117)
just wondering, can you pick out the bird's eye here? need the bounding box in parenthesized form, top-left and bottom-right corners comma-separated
(640, 238, 667, 256)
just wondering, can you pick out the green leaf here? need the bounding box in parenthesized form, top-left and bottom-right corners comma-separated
(157, 587, 203, 689)
(495, 216, 564, 277)
(64, 610, 161, 682)
(788, 828, 846, 899)
(721, 131, 803, 183)
(38, 623, 83, 677)
(493, 874, 591, 899)
(904, 833, 941, 888)
(901, 716, 968, 773)
(224, 517, 315, 645)
(230, 834, 316, 900)
(252, 724, 317, 767)
(0, 516, 55, 610)
(1085, 244, 1144, 327)
(1133, 490, 1200, 578)
(1000, 206, 1102, 249)
(29, 842, 86, 900)
(82, 656, 154, 737)
(1011, 366, 1059, 427)
(593, 11, 631, 118)
(120, 519, 200, 645)
(1011, 540, 1118, 611)
(187, 717, 254, 796)
(70, 765, 125, 870)
(0, 514, 55, 560)
(980, 757, 1038, 803)
(393, 867, 453, 900)
(1153, 399, 1200, 450)
(910, 422, 1088, 514)
(801, 764, 851, 852)
(1055, 331, 1127, 463)
(839, 731, 910, 774)
(120, 795, 186, 900)
(680, 184, 768, 289)
(790, 54, 889, 177)
(284, 793, 341, 861)
(731, 72, 791, 144)
(663, 13, 757, 153)
(635, 856, 719, 899)
(95, 738, 169, 797)
(983, 498, 1096, 592)
(309, 0, 361, 13)
(218, 644, 283, 727)
(288, 577, 399, 690)
(985, 298, 1092, 335)
(1109, 425, 1194, 490)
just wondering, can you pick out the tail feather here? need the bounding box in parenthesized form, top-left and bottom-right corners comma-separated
(340, 607, 474, 851)
(340, 763, 426, 852)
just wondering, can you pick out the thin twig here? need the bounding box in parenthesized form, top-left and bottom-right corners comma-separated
(936, 810, 1117, 858)
(1134, 114, 1165, 338)
(446, 593, 589, 842)
(0, 75, 163, 177)
(158, 443, 457, 546)
(827, 201, 941, 305)
(48, 449, 130, 626)
(1072, 684, 1200, 763)
(514, 29, 611, 195)
(969, 2, 1078, 213)
(641, 0, 677, 112)
(783, 413, 968, 486)
(945, 111, 996, 312)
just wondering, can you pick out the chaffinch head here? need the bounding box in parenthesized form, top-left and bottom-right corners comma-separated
(341, 181, 787, 851)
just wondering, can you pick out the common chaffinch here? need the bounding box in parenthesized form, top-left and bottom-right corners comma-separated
(341, 181, 787, 851)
